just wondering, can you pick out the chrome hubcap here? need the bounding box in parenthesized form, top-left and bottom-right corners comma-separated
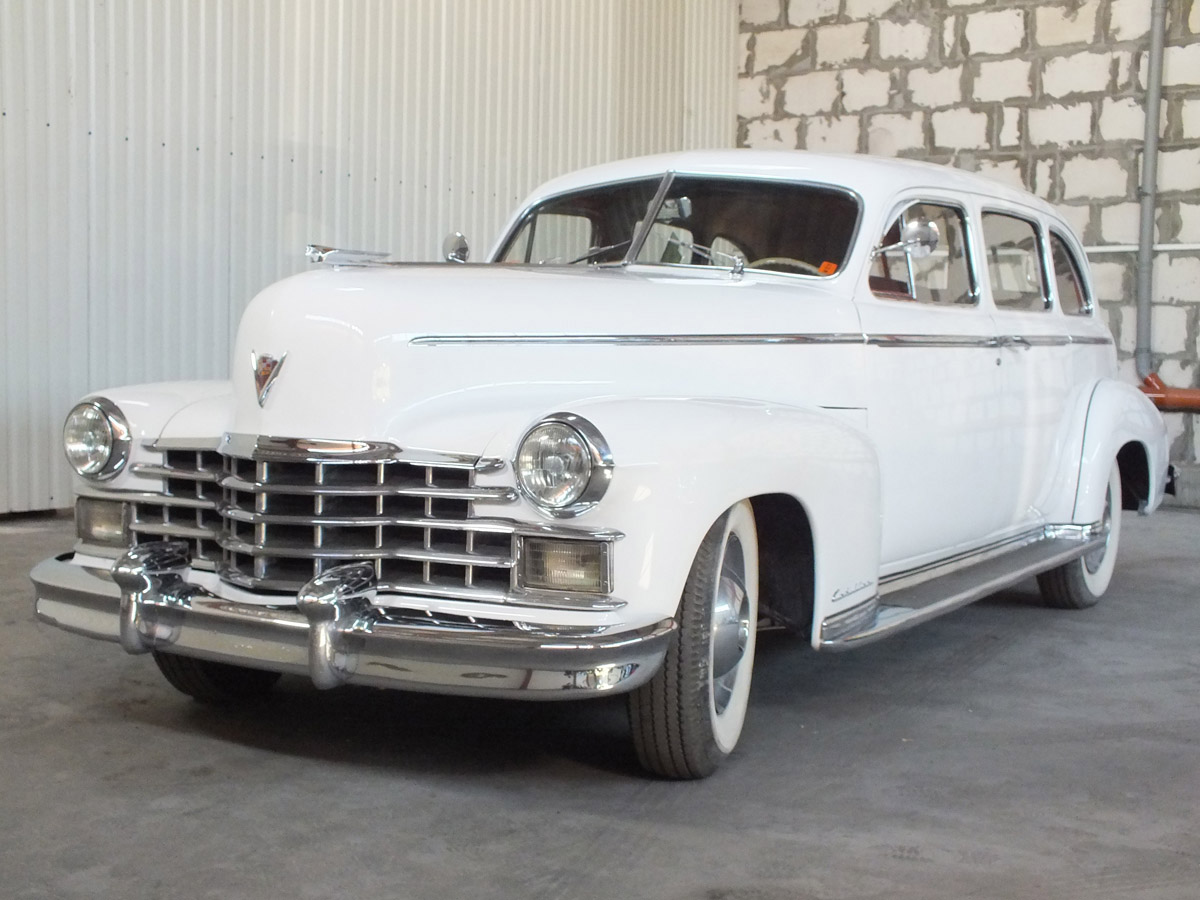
(1084, 484, 1113, 574)
(711, 533, 749, 716)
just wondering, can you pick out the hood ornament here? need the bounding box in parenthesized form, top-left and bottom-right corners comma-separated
(252, 351, 287, 407)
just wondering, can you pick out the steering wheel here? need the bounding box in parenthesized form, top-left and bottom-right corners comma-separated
(748, 257, 823, 275)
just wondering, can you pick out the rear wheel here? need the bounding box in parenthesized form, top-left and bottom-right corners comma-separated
(152, 652, 281, 704)
(1038, 462, 1122, 609)
(628, 501, 759, 779)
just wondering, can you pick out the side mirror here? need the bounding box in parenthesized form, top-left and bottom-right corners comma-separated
(872, 218, 940, 259)
(442, 232, 470, 263)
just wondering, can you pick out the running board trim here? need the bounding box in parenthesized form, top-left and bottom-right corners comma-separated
(819, 531, 1107, 651)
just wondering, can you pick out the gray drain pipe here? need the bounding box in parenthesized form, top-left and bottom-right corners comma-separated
(1135, 0, 1168, 380)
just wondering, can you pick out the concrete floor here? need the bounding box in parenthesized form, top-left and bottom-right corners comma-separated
(2, 512, 1198, 900)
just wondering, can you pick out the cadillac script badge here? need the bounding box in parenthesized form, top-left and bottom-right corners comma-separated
(252, 351, 287, 407)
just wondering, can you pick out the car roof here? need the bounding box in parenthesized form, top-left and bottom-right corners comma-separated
(526, 149, 1060, 220)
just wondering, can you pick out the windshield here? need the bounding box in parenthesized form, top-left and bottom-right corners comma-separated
(495, 174, 859, 276)
(496, 178, 660, 265)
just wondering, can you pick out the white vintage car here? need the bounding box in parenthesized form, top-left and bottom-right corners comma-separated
(33, 150, 1170, 778)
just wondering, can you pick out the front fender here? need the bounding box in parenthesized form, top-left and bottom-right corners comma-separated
(76, 381, 232, 492)
(1074, 379, 1169, 521)
(482, 397, 881, 640)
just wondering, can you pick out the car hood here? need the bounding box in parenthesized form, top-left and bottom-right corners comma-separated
(229, 263, 859, 454)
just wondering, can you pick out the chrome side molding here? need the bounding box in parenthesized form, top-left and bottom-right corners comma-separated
(819, 526, 1107, 651)
(819, 595, 879, 644)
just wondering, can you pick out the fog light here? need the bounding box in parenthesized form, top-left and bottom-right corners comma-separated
(75, 497, 130, 547)
(520, 538, 610, 594)
(567, 663, 637, 691)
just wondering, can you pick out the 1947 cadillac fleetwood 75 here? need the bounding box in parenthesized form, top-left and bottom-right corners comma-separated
(32, 150, 1170, 778)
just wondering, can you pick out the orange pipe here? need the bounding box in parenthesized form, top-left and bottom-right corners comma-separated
(1140, 373, 1200, 412)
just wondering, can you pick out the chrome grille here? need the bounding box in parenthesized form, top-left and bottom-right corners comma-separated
(218, 452, 519, 596)
(129, 449, 223, 571)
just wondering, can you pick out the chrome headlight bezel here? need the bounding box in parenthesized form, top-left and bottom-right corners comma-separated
(513, 413, 613, 518)
(63, 398, 132, 481)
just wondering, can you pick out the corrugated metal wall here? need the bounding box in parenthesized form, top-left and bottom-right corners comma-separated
(0, 0, 737, 513)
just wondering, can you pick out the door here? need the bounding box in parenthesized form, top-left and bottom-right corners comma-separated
(855, 198, 1013, 573)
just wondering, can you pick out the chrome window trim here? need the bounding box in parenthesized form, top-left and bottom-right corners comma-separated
(875, 198, 981, 307)
(513, 412, 614, 519)
(492, 170, 864, 278)
(624, 173, 864, 279)
(623, 171, 676, 265)
(980, 207, 1052, 312)
(1048, 228, 1096, 316)
(492, 173, 666, 265)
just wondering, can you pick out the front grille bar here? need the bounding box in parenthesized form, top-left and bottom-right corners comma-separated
(216, 437, 524, 599)
(120, 436, 618, 611)
(220, 473, 516, 501)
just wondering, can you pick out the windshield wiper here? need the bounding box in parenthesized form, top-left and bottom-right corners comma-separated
(563, 240, 632, 265)
(663, 235, 745, 274)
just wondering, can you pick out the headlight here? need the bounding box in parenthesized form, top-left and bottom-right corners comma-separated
(63, 398, 131, 480)
(514, 413, 612, 516)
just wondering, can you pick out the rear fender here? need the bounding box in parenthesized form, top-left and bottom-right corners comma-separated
(1074, 380, 1169, 521)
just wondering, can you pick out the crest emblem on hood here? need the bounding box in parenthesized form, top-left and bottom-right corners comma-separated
(252, 351, 287, 407)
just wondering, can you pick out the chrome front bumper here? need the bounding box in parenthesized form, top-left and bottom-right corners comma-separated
(31, 543, 672, 699)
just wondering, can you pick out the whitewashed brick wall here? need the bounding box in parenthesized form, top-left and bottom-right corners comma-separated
(738, 0, 1200, 470)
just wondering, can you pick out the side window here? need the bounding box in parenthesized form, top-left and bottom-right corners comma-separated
(1049, 231, 1092, 315)
(982, 212, 1048, 311)
(869, 203, 975, 305)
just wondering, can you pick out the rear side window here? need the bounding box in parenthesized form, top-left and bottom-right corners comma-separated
(869, 202, 975, 305)
(982, 212, 1048, 312)
(1049, 231, 1092, 315)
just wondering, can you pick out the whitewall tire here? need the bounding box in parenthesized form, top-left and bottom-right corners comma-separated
(1038, 462, 1122, 609)
(628, 501, 759, 778)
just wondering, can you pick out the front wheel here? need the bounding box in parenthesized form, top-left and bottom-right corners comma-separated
(628, 501, 759, 779)
(1038, 462, 1122, 609)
